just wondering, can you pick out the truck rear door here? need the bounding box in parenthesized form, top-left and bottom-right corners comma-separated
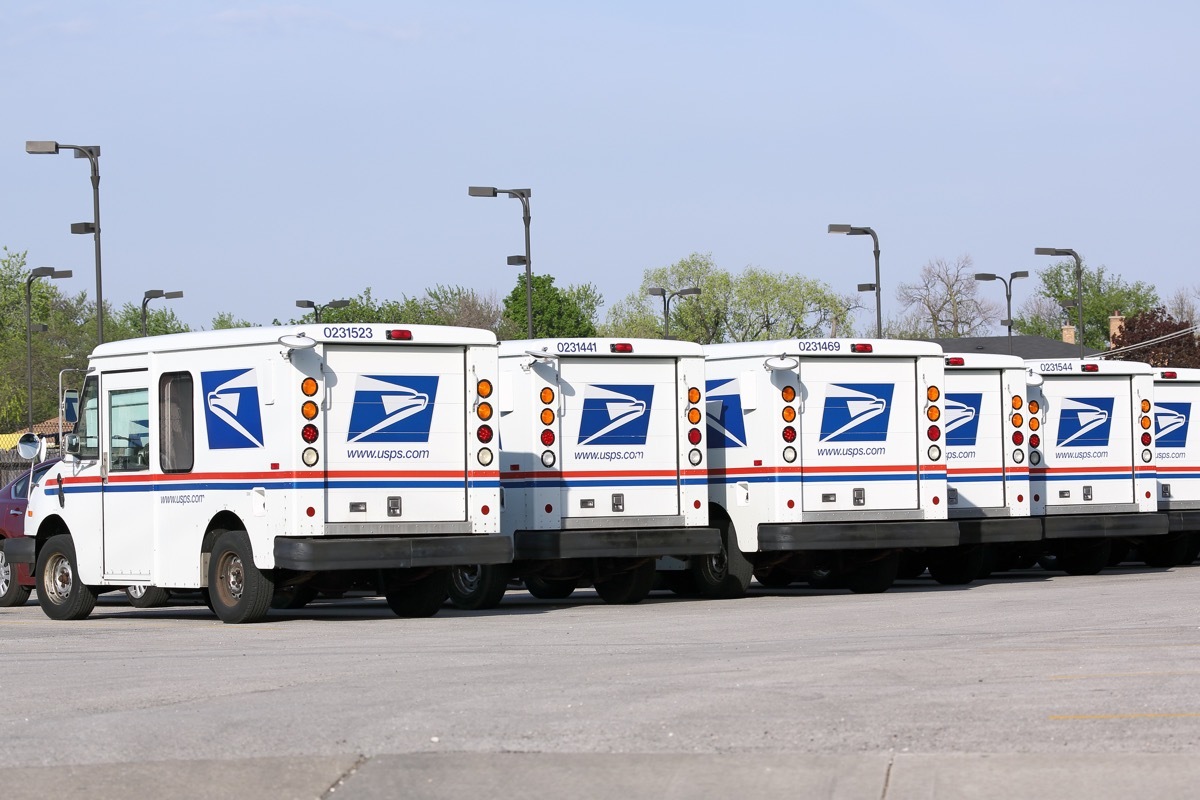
(1040, 375, 1135, 507)
(798, 357, 920, 511)
(323, 346, 467, 524)
(556, 357, 681, 519)
(946, 370, 1006, 511)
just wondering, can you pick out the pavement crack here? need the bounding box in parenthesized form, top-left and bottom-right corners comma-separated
(322, 753, 368, 799)
(880, 749, 895, 800)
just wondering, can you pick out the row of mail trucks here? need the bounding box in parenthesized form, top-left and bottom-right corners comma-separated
(4, 326, 1195, 623)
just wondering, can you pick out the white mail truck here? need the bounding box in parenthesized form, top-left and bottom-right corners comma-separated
(701, 339, 957, 595)
(930, 352, 1039, 583)
(1025, 358, 1166, 573)
(447, 338, 718, 608)
(10, 325, 508, 623)
(1152, 367, 1200, 564)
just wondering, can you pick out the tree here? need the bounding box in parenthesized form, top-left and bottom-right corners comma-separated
(106, 302, 191, 340)
(502, 274, 600, 339)
(210, 311, 257, 329)
(1108, 307, 1200, 368)
(891, 255, 1000, 339)
(602, 252, 852, 344)
(1013, 260, 1158, 351)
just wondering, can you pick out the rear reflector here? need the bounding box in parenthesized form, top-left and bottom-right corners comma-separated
(945, 357, 965, 366)
(610, 343, 634, 353)
(1162, 371, 1178, 379)
(386, 329, 413, 341)
(1081, 363, 1099, 372)
(851, 343, 873, 353)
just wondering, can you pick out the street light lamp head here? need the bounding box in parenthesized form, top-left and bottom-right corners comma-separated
(974, 273, 998, 281)
(70, 222, 96, 235)
(468, 186, 498, 197)
(327, 300, 350, 310)
(828, 224, 853, 234)
(30, 267, 57, 279)
(1034, 247, 1075, 257)
(25, 140, 59, 155)
(52, 269, 72, 279)
(857, 283, 877, 292)
(646, 287, 666, 297)
(677, 287, 701, 298)
(506, 255, 527, 266)
(164, 290, 184, 300)
(296, 300, 316, 310)
(1011, 270, 1030, 280)
(144, 289, 165, 300)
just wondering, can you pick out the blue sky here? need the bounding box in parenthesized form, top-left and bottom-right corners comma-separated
(2, 1, 1197, 333)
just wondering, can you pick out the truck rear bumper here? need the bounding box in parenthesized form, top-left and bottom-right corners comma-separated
(1165, 510, 1200, 533)
(0, 536, 35, 565)
(1042, 513, 1169, 540)
(957, 517, 1044, 545)
(513, 527, 721, 560)
(757, 520, 960, 551)
(273, 535, 513, 571)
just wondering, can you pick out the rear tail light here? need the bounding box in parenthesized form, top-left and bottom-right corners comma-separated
(478, 425, 495, 444)
(927, 425, 941, 441)
(1141, 432, 1152, 446)
(782, 426, 797, 443)
(1081, 363, 1099, 372)
(945, 357, 965, 366)
(539, 429, 554, 446)
(688, 428, 703, 445)
(385, 329, 413, 341)
(851, 343, 873, 353)
(1012, 431, 1024, 445)
(1030, 434, 1040, 448)
(301, 424, 319, 444)
(1162, 371, 1178, 379)
(610, 343, 634, 353)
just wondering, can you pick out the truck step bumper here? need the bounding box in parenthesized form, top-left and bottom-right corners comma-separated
(273, 535, 513, 571)
(957, 517, 1044, 545)
(757, 520, 960, 551)
(514, 527, 721, 560)
(1042, 513, 1169, 540)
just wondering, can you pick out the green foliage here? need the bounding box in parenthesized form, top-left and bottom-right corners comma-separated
(502, 274, 600, 339)
(602, 253, 852, 344)
(210, 311, 257, 329)
(1013, 260, 1159, 351)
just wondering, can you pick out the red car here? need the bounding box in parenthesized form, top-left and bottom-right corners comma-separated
(0, 460, 58, 606)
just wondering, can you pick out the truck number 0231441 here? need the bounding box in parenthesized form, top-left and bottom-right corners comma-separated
(555, 341, 598, 353)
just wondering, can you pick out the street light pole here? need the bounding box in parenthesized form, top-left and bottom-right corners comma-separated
(469, 186, 534, 338)
(26, 141, 104, 344)
(1034, 247, 1084, 358)
(829, 224, 882, 337)
(26, 267, 73, 430)
(296, 298, 349, 324)
(647, 286, 701, 339)
(973, 271, 1029, 354)
(141, 289, 184, 337)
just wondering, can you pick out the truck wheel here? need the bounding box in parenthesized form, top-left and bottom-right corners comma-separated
(897, 551, 927, 580)
(595, 560, 656, 604)
(692, 524, 752, 599)
(1141, 532, 1188, 568)
(976, 545, 998, 579)
(1184, 532, 1200, 565)
(0, 548, 32, 607)
(208, 530, 274, 624)
(1055, 538, 1111, 576)
(927, 546, 983, 586)
(448, 564, 511, 610)
(124, 585, 171, 608)
(524, 575, 577, 600)
(384, 568, 449, 618)
(35, 535, 97, 620)
(844, 551, 899, 594)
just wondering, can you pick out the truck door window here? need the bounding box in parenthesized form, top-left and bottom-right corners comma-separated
(74, 376, 100, 460)
(159, 372, 194, 473)
(109, 388, 150, 472)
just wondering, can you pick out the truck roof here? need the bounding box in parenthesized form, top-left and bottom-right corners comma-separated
(704, 338, 943, 360)
(942, 352, 1026, 370)
(1024, 358, 1153, 376)
(87, 324, 497, 359)
(500, 338, 704, 358)
(1153, 366, 1200, 382)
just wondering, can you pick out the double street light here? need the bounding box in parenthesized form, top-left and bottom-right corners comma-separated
(647, 286, 701, 339)
(142, 289, 184, 337)
(296, 298, 349, 324)
(1034, 247, 1084, 358)
(973, 271, 1029, 354)
(26, 267, 73, 430)
(828, 223, 882, 337)
(469, 186, 533, 338)
(25, 141, 104, 345)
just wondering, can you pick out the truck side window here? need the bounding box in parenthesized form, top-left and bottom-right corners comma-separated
(74, 377, 100, 460)
(159, 372, 194, 473)
(109, 388, 150, 473)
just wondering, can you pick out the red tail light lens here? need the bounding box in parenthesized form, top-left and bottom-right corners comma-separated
(782, 426, 797, 443)
(385, 329, 413, 341)
(1162, 371, 1178, 379)
(1029, 434, 1040, 448)
(301, 424, 319, 444)
(945, 357, 965, 366)
(851, 343, 874, 353)
(1141, 432, 1152, 446)
(688, 428, 702, 445)
(1012, 431, 1024, 445)
(610, 343, 634, 353)
(927, 425, 941, 442)
(477, 425, 494, 444)
(1081, 363, 1099, 372)
(540, 429, 555, 446)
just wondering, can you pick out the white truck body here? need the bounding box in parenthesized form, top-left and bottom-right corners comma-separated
(702, 339, 957, 580)
(1025, 357, 1164, 539)
(20, 325, 508, 604)
(1152, 368, 1200, 544)
(497, 338, 716, 562)
(942, 353, 1040, 545)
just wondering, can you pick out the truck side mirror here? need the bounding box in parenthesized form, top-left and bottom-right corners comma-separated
(62, 389, 80, 424)
(64, 433, 81, 456)
(17, 432, 46, 462)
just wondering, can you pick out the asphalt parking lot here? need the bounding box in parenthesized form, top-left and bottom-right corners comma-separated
(3, 565, 1200, 799)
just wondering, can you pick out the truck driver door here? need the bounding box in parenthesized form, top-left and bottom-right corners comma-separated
(100, 370, 154, 580)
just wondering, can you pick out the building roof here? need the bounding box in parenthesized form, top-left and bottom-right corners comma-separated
(925, 335, 1103, 359)
(0, 417, 70, 450)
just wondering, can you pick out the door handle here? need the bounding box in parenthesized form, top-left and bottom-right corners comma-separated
(7, 509, 20, 516)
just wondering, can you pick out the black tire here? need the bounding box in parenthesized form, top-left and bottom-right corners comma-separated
(207, 530, 274, 624)
(271, 584, 319, 610)
(844, 551, 899, 594)
(448, 564, 511, 610)
(0, 547, 32, 607)
(124, 584, 171, 608)
(383, 568, 449, 618)
(976, 545, 998, 579)
(659, 570, 700, 596)
(595, 560, 656, 605)
(1107, 541, 1131, 567)
(35, 535, 97, 621)
(1140, 532, 1188, 568)
(754, 566, 797, 589)
(1184, 532, 1200, 565)
(897, 551, 927, 580)
(927, 546, 984, 586)
(1055, 538, 1112, 576)
(691, 520, 752, 599)
(524, 575, 578, 600)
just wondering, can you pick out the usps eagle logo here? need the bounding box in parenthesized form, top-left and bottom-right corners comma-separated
(576, 385, 654, 446)
(1056, 397, 1114, 447)
(347, 375, 440, 443)
(945, 393, 982, 447)
(1154, 402, 1190, 448)
(202, 368, 265, 449)
(819, 384, 894, 443)
(706, 377, 747, 448)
